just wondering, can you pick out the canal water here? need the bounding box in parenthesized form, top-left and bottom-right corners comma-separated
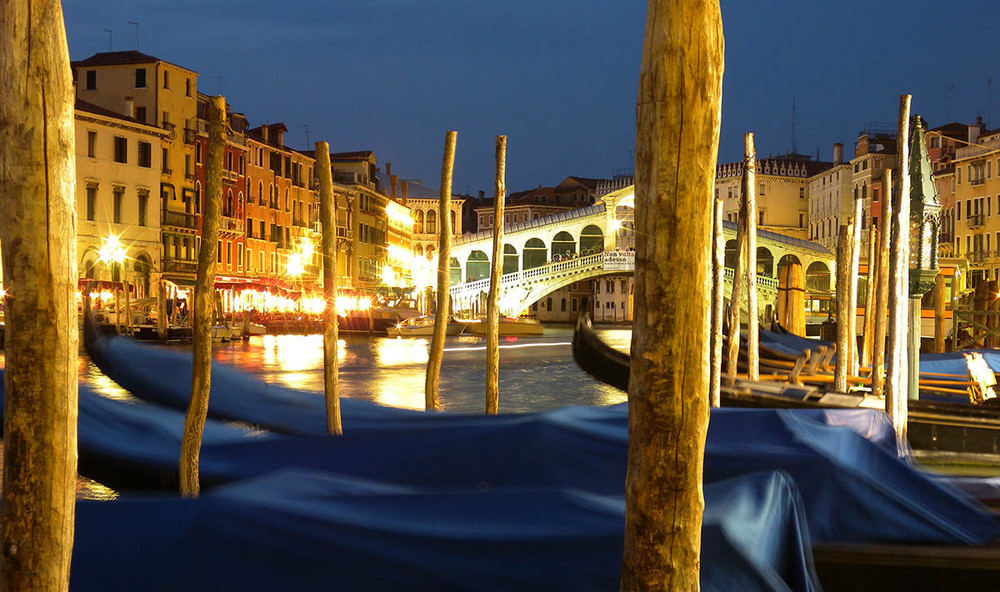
(79, 325, 632, 414)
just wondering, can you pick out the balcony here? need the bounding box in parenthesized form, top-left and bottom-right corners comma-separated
(162, 258, 198, 274)
(967, 213, 985, 229)
(161, 121, 176, 141)
(162, 210, 198, 230)
(222, 170, 239, 184)
(219, 216, 245, 234)
(971, 177, 986, 186)
(184, 127, 197, 144)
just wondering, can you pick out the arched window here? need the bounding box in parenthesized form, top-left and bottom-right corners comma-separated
(503, 244, 518, 274)
(450, 210, 457, 232)
(579, 225, 603, 254)
(551, 231, 575, 259)
(426, 210, 437, 234)
(258, 181, 264, 205)
(523, 238, 547, 269)
(414, 244, 424, 257)
(226, 189, 234, 217)
(415, 210, 425, 234)
(466, 251, 490, 282)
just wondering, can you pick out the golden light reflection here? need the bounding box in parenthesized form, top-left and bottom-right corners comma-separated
(376, 338, 429, 366)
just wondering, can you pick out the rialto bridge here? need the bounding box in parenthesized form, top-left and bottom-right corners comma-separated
(447, 186, 836, 316)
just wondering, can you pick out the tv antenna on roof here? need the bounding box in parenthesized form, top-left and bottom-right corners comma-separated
(127, 21, 139, 50)
(212, 76, 223, 95)
(103, 29, 112, 51)
(300, 123, 312, 147)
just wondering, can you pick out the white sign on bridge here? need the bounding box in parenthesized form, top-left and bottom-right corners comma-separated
(603, 250, 635, 271)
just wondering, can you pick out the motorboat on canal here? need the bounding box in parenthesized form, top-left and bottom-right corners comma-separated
(458, 315, 545, 337)
(386, 315, 466, 337)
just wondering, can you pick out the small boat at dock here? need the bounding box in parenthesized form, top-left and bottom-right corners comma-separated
(458, 316, 544, 337)
(386, 315, 466, 337)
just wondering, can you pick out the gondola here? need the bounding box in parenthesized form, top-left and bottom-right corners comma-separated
(573, 308, 1000, 455)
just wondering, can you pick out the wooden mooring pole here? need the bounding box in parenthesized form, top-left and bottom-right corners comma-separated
(886, 95, 912, 442)
(834, 223, 853, 392)
(316, 141, 343, 435)
(872, 169, 893, 397)
(621, 0, 723, 587)
(485, 135, 506, 415)
(425, 131, 457, 411)
(179, 95, 226, 497)
(710, 183, 725, 407)
(744, 133, 759, 381)
(0, 1, 79, 586)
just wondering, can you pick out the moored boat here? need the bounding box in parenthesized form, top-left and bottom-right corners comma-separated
(386, 315, 466, 337)
(459, 316, 544, 337)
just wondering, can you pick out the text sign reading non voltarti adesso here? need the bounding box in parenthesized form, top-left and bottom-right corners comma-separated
(603, 250, 635, 271)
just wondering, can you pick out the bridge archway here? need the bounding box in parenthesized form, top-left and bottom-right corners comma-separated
(757, 247, 774, 277)
(552, 231, 575, 259)
(503, 244, 518, 274)
(806, 261, 830, 291)
(725, 239, 738, 268)
(580, 225, 603, 255)
(524, 238, 547, 269)
(466, 250, 490, 282)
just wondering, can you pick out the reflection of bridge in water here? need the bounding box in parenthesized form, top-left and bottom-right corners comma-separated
(448, 186, 836, 316)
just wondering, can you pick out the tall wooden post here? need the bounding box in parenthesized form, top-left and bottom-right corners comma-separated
(123, 267, 132, 334)
(861, 226, 878, 368)
(710, 188, 725, 407)
(987, 280, 999, 348)
(0, 0, 79, 586)
(425, 131, 457, 411)
(934, 274, 946, 353)
(787, 262, 806, 335)
(886, 95, 911, 442)
(316, 141, 342, 434)
(179, 95, 226, 497)
(725, 171, 747, 378)
(834, 223, 854, 392)
(744, 134, 759, 381)
(621, 0, 723, 588)
(872, 170, 893, 395)
(848, 192, 864, 376)
(157, 277, 168, 340)
(485, 135, 506, 415)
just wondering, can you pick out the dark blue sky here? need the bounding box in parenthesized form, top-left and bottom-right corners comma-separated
(63, 1, 1000, 195)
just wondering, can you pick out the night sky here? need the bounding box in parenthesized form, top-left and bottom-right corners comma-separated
(63, 1, 1000, 195)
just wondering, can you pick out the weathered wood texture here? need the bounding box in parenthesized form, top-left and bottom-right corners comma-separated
(485, 136, 506, 415)
(848, 194, 863, 375)
(787, 262, 805, 335)
(872, 169, 893, 397)
(316, 142, 342, 435)
(744, 133, 759, 381)
(0, 1, 79, 588)
(724, 172, 746, 377)
(622, 1, 723, 589)
(834, 223, 853, 392)
(934, 274, 946, 353)
(710, 193, 724, 407)
(861, 227, 878, 367)
(425, 131, 457, 411)
(886, 96, 911, 442)
(179, 95, 226, 497)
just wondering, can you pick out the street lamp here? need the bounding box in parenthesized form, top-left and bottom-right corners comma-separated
(99, 234, 128, 333)
(907, 117, 941, 398)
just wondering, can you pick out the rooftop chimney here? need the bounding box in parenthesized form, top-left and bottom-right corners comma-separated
(479, 190, 485, 200)
(261, 125, 269, 143)
(970, 118, 983, 145)
(124, 96, 134, 118)
(833, 142, 843, 165)
(386, 162, 392, 176)
(400, 181, 408, 206)
(390, 174, 398, 198)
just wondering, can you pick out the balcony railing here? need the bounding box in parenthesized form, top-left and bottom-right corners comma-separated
(219, 216, 244, 233)
(184, 127, 197, 144)
(162, 209, 198, 229)
(967, 213, 985, 229)
(971, 177, 986, 186)
(162, 258, 198, 274)
(161, 121, 176, 141)
(222, 170, 239, 184)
